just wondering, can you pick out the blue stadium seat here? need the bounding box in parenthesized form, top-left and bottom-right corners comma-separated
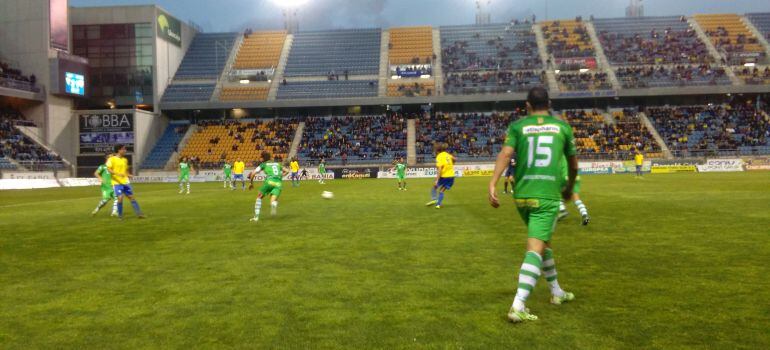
(173, 33, 238, 80)
(277, 80, 378, 99)
(141, 122, 190, 169)
(161, 83, 216, 103)
(284, 29, 381, 77)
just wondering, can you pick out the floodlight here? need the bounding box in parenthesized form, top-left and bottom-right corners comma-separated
(271, 0, 310, 8)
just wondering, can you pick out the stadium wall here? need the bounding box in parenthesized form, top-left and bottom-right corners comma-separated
(70, 5, 197, 112)
(0, 0, 76, 163)
(133, 109, 168, 167)
(153, 7, 197, 113)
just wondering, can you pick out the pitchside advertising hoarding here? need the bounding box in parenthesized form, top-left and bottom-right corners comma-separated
(79, 113, 135, 154)
(696, 158, 744, 172)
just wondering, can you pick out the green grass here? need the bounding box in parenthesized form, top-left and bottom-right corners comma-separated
(1, 172, 769, 349)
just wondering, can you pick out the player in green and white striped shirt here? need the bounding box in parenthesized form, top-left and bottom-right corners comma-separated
(91, 153, 118, 217)
(248, 151, 290, 222)
(178, 157, 193, 194)
(223, 162, 233, 189)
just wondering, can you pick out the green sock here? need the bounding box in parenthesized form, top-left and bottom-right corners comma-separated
(514, 251, 542, 304)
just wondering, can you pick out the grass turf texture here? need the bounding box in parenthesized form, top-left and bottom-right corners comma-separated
(1, 172, 769, 349)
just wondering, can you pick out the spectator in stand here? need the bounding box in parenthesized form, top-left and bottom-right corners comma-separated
(1, 106, 63, 168)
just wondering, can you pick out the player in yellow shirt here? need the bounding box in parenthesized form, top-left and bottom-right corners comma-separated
(233, 159, 246, 190)
(289, 157, 300, 187)
(105, 144, 144, 219)
(426, 142, 456, 209)
(634, 149, 644, 178)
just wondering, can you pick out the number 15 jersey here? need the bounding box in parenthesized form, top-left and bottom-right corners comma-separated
(504, 114, 577, 201)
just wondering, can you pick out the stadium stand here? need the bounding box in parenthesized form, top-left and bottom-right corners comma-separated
(541, 19, 595, 59)
(735, 66, 770, 84)
(563, 109, 660, 159)
(277, 80, 378, 99)
(0, 106, 63, 169)
(172, 33, 238, 79)
(556, 71, 611, 91)
(440, 23, 540, 72)
(593, 16, 713, 65)
(142, 122, 190, 169)
(180, 119, 298, 169)
(389, 26, 434, 65)
(0, 58, 39, 92)
(647, 103, 770, 156)
(438, 21, 543, 95)
(746, 13, 770, 41)
(444, 70, 545, 94)
(220, 86, 269, 101)
(616, 65, 731, 88)
(694, 14, 766, 65)
(161, 83, 216, 103)
(387, 81, 435, 97)
(233, 31, 286, 70)
(298, 114, 407, 165)
(284, 29, 381, 77)
(415, 111, 521, 162)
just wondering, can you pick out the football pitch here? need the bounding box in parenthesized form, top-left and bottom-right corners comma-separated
(1, 172, 769, 349)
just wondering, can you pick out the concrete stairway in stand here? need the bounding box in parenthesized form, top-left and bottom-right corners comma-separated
(164, 124, 197, 170)
(688, 17, 742, 85)
(378, 30, 390, 97)
(407, 119, 416, 165)
(431, 28, 444, 95)
(288, 122, 305, 160)
(638, 112, 673, 159)
(585, 21, 621, 90)
(211, 33, 244, 102)
(268, 34, 294, 101)
(533, 23, 559, 93)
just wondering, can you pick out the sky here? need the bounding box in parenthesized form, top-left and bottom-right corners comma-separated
(69, 0, 770, 33)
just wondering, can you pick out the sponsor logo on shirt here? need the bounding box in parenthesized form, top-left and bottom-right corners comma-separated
(523, 124, 561, 134)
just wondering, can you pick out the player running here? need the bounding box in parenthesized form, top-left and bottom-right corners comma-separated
(634, 149, 644, 178)
(248, 151, 289, 222)
(300, 168, 309, 180)
(318, 158, 327, 184)
(426, 143, 455, 209)
(178, 156, 193, 194)
(223, 161, 233, 189)
(393, 157, 407, 191)
(233, 158, 246, 190)
(106, 144, 145, 219)
(290, 157, 301, 187)
(558, 155, 590, 225)
(488, 87, 577, 323)
(91, 153, 118, 217)
(503, 157, 516, 194)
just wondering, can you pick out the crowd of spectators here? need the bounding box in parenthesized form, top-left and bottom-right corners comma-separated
(736, 66, 770, 85)
(556, 72, 611, 91)
(542, 20, 595, 59)
(441, 30, 540, 72)
(189, 118, 297, 169)
(1, 106, 63, 168)
(616, 65, 730, 88)
(416, 111, 521, 161)
(444, 70, 545, 94)
(598, 27, 712, 65)
(564, 109, 658, 159)
(647, 103, 770, 155)
(298, 114, 407, 165)
(0, 60, 39, 92)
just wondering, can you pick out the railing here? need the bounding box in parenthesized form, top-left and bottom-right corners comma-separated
(16, 161, 67, 171)
(669, 148, 770, 158)
(0, 76, 41, 93)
